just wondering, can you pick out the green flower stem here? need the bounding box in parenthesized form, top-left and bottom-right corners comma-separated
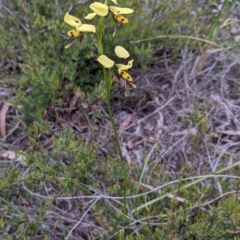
(105, 69, 123, 161)
(98, 15, 104, 46)
(95, 18, 123, 162)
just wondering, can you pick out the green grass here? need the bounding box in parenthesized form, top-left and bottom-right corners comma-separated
(1, 0, 240, 239)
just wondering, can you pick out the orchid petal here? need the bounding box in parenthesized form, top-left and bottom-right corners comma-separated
(109, 6, 134, 14)
(97, 55, 115, 68)
(78, 24, 96, 33)
(118, 69, 133, 81)
(116, 59, 134, 71)
(64, 12, 82, 27)
(85, 12, 97, 20)
(115, 46, 130, 58)
(67, 29, 81, 37)
(113, 14, 128, 23)
(90, 2, 109, 16)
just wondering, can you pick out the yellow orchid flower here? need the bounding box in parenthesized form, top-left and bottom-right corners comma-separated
(64, 13, 96, 35)
(64, 12, 96, 48)
(97, 46, 135, 88)
(86, 2, 133, 25)
(109, 6, 133, 24)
